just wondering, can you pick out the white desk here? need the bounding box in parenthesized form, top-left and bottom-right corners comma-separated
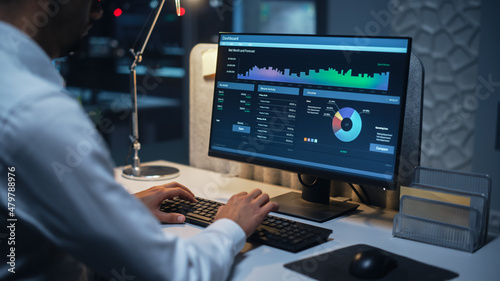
(115, 161, 500, 281)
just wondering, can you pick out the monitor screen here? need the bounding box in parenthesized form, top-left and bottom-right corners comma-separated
(209, 33, 412, 191)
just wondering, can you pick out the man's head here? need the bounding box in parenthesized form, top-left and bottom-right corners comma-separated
(0, 0, 103, 58)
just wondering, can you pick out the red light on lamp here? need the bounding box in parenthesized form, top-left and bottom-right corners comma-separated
(113, 8, 123, 17)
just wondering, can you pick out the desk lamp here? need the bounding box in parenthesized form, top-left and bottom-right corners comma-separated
(122, 0, 183, 180)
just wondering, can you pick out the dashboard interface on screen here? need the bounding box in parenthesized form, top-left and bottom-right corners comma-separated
(208, 33, 412, 187)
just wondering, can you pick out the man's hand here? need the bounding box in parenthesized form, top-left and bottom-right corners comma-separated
(134, 182, 196, 224)
(214, 189, 279, 238)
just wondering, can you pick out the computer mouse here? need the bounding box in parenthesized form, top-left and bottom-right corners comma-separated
(348, 248, 397, 279)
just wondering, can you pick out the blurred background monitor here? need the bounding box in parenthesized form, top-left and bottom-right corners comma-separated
(233, 0, 327, 34)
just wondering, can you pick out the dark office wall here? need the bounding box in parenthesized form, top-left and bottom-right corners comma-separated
(328, 0, 480, 171)
(326, 0, 499, 217)
(392, 1, 481, 173)
(327, 0, 391, 36)
(203, 0, 499, 214)
(473, 0, 500, 216)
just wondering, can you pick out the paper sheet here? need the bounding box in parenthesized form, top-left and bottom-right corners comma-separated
(400, 185, 471, 206)
(201, 48, 217, 78)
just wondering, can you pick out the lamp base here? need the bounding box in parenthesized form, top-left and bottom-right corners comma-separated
(122, 164, 180, 181)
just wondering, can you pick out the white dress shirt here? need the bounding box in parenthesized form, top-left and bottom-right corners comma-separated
(0, 21, 245, 281)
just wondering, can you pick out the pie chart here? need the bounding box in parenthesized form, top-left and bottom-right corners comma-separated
(332, 107, 362, 142)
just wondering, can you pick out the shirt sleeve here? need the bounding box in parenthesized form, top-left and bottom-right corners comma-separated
(2, 91, 246, 281)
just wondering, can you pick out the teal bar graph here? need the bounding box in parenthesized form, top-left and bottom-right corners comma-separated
(238, 66, 389, 91)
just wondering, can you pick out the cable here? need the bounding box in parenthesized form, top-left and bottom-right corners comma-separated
(131, 4, 158, 52)
(348, 183, 366, 204)
(297, 174, 317, 187)
(358, 184, 372, 205)
(124, 108, 134, 168)
(298, 175, 371, 205)
(123, 137, 133, 168)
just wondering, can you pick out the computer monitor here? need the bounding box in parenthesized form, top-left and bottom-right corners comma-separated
(208, 33, 413, 222)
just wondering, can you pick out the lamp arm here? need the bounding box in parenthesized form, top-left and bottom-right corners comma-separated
(128, 0, 167, 176)
(122, 0, 182, 180)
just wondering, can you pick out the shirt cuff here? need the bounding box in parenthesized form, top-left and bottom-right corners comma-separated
(208, 218, 246, 255)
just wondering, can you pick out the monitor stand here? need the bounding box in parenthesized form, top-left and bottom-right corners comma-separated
(271, 176, 359, 223)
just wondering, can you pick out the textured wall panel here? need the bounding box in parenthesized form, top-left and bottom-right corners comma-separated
(392, 0, 481, 171)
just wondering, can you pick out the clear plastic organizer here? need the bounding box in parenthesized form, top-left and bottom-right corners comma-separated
(393, 167, 491, 252)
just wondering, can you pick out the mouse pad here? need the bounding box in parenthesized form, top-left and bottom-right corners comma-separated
(284, 244, 458, 281)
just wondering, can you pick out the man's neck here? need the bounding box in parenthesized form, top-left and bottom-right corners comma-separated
(0, 2, 57, 59)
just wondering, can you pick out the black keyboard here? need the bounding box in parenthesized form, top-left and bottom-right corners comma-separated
(160, 196, 332, 253)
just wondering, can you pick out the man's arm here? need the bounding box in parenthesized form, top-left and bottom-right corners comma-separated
(4, 92, 261, 281)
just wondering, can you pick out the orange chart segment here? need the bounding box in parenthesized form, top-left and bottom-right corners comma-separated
(332, 107, 362, 142)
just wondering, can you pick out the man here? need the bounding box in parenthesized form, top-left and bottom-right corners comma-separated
(0, 0, 278, 280)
